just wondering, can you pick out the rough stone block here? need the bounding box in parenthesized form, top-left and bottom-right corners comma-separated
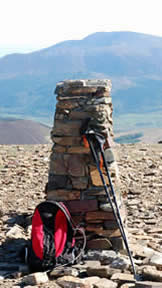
(55, 79, 112, 94)
(87, 96, 112, 105)
(90, 166, 109, 186)
(86, 249, 117, 261)
(135, 281, 162, 288)
(120, 284, 135, 288)
(65, 199, 98, 213)
(87, 266, 111, 278)
(56, 99, 79, 109)
(85, 102, 112, 113)
(86, 224, 104, 233)
(63, 87, 100, 96)
(131, 245, 161, 259)
(47, 189, 80, 201)
(73, 260, 101, 270)
(57, 95, 88, 100)
(94, 278, 117, 288)
(53, 120, 82, 136)
(99, 229, 121, 238)
(86, 238, 112, 250)
(52, 136, 81, 146)
(82, 276, 101, 287)
(69, 111, 90, 120)
(56, 275, 91, 288)
(52, 144, 66, 153)
(86, 224, 120, 237)
(85, 211, 115, 222)
(67, 146, 90, 154)
(81, 188, 106, 199)
(103, 220, 119, 230)
(148, 252, 162, 269)
(65, 154, 86, 177)
(110, 237, 125, 251)
(23, 272, 49, 285)
(6, 224, 24, 239)
(141, 265, 162, 282)
(48, 174, 69, 189)
(49, 153, 67, 175)
(110, 257, 129, 270)
(49, 267, 79, 278)
(71, 176, 88, 189)
(54, 112, 66, 120)
(71, 215, 85, 225)
(99, 202, 113, 212)
(111, 272, 135, 284)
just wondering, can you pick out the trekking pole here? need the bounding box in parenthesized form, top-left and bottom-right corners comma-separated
(86, 134, 137, 279)
(97, 136, 137, 278)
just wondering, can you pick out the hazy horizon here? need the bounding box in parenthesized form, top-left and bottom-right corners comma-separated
(1, 0, 162, 57)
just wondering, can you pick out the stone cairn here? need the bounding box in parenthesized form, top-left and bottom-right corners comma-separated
(47, 79, 125, 251)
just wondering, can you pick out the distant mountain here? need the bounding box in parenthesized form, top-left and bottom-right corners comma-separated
(1, 31, 162, 126)
(0, 45, 40, 58)
(0, 119, 51, 144)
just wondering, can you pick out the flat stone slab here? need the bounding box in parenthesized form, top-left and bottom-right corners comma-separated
(55, 79, 112, 96)
(55, 79, 111, 89)
(23, 272, 49, 286)
(111, 272, 135, 283)
(135, 281, 162, 288)
(148, 252, 162, 268)
(94, 278, 118, 288)
(141, 265, 162, 282)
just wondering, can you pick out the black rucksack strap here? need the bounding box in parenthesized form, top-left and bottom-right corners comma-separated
(43, 225, 56, 269)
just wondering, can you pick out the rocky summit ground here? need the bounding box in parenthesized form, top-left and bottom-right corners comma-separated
(0, 143, 162, 287)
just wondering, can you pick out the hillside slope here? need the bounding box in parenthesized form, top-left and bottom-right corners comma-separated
(1, 31, 162, 126)
(0, 119, 51, 144)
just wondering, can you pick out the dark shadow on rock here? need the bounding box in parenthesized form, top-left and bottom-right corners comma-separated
(0, 212, 32, 280)
(5, 212, 32, 228)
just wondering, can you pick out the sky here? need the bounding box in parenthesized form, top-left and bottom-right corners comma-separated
(0, 0, 162, 56)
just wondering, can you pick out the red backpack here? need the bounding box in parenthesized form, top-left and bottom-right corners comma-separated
(26, 200, 86, 272)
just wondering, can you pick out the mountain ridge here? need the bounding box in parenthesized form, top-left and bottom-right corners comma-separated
(1, 31, 162, 131)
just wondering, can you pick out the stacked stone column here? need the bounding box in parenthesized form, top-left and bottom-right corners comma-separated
(47, 79, 125, 250)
